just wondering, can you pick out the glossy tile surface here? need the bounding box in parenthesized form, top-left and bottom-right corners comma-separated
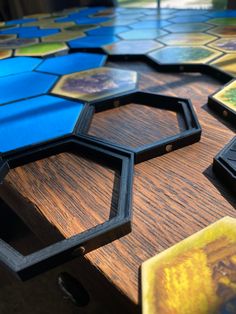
(213, 80, 236, 112)
(159, 33, 216, 46)
(52, 67, 137, 101)
(104, 40, 162, 55)
(164, 23, 212, 33)
(209, 38, 236, 53)
(69, 35, 118, 48)
(0, 57, 42, 77)
(0, 95, 84, 152)
(0, 38, 39, 49)
(15, 42, 68, 57)
(142, 217, 236, 314)
(119, 29, 167, 40)
(36, 52, 106, 75)
(211, 54, 236, 76)
(0, 50, 12, 59)
(0, 72, 57, 104)
(149, 46, 222, 64)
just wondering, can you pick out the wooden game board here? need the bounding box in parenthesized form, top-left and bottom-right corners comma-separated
(0, 6, 236, 312)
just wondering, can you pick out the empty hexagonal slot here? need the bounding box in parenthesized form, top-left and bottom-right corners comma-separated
(0, 138, 133, 279)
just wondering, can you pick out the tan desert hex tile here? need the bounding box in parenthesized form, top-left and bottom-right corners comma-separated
(211, 54, 236, 77)
(42, 31, 84, 43)
(213, 80, 236, 112)
(142, 217, 236, 314)
(207, 25, 236, 37)
(52, 67, 138, 102)
(0, 34, 17, 41)
(0, 50, 12, 59)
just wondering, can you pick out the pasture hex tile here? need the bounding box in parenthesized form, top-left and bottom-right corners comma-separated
(15, 42, 68, 57)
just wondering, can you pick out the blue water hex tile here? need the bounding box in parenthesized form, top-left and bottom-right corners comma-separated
(119, 29, 167, 40)
(18, 28, 60, 39)
(0, 72, 58, 104)
(69, 35, 119, 49)
(174, 9, 210, 16)
(6, 18, 37, 25)
(170, 16, 210, 23)
(130, 20, 171, 29)
(0, 95, 85, 153)
(207, 10, 236, 18)
(86, 26, 129, 36)
(75, 17, 111, 24)
(36, 52, 106, 75)
(0, 26, 38, 35)
(0, 57, 42, 77)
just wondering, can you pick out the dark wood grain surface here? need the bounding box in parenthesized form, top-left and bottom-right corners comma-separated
(0, 61, 235, 305)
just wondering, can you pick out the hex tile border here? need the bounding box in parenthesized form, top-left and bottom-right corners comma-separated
(0, 135, 134, 280)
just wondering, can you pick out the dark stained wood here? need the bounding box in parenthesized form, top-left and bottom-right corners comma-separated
(227, 0, 236, 9)
(0, 61, 235, 306)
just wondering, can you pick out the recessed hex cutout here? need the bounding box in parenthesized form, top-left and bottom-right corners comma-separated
(149, 46, 222, 65)
(208, 17, 236, 26)
(208, 80, 236, 124)
(118, 29, 167, 40)
(52, 67, 138, 102)
(142, 217, 236, 314)
(15, 42, 68, 57)
(86, 91, 201, 163)
(0, 137, 133, 279)
(0, 38, 39, 49)
(0, 72, 58, 104)
(211, 54, 236, 77)
(42, 31, 84, 42)
(164, 23, 212, 33)
(0, 95, 88, 153)
(36, 52, 106, 75)
(159, 33, 217, 46)
(213, 137, 236, 193)
(208, 38, 236, 53)
(104, 40, 163, 56)
(0, 56, 42, 77)
(208, 25, 236, 37)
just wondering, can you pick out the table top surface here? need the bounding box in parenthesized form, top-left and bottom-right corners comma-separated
(0, 6, 236, 306)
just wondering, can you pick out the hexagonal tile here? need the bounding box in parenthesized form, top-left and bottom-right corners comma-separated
(64, 24, 98, 32)
(6, 18, 37, 26)
(209, 38, 236, 53)
(0, 38, 39, 49)
(0, 34, 16, 41)
(18, 28, 60, 39)
(149, 46, 222, 64)
(39, 22, 76, 29)
(159, 33, 216, 46)
(52, 67, 137, 102)
(142, 217, 236, 314)
(75, 17, 111, 24)
(42, 31, 84, 42)
(208, 17, 236, 25)
(24, 13, 51, 19)
(208, 25, 236, 37)
(104, 40, 163, 55)
(102, 19, 138, 26)
(0, 26, 38, 35)
(164, 23, 212, 33)
(0, 50, 12, 60)
(15, 42, 68, 57)
(211, 54, 236, 76)
(0, 71, 57, 104)
(119, 29, 167, 40)
(0, 57, 42, 77)
(86, 26, 130, 36)
(130, 20, 171, 29)
(36, 52, 106, 75)
(207, 10, 236, 18)
(0, 95, 85, 153)
(169, 15, 210, 23)
(68, 35, 119, 49)
(212, 80, 236, 112)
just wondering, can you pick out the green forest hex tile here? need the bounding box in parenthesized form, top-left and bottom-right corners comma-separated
(42, 31, 84, 42)
(208, 17, 236, 25)
(118, 29, 168, 40)
(40, 21, 76, 29)
(0, 38, 39, 49)
(164, 23, 212, 33)
(149, 46, 222, 64)
(0, 50, 12, 59)
(209, 38, 236, 53)
(159, 33, 217, 46)
(208, 26, 236, 36)
(15, 42, 68, 57)
(211, 54, 236, 76)
(52, 67, 137, 102)
(212, 80, 236, 112)
(64, 24, 98, 32)
(104, 40, 163, 55)
(0, 34, 16, 41)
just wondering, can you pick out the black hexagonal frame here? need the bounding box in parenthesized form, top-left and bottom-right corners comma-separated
(81, 91, 202, 164)
(0, 135, 133, 280)
(213, 136, 236, 194)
